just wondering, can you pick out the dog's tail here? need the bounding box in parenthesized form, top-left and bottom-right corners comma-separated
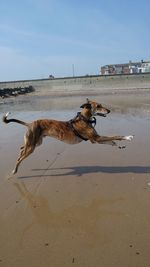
(2, 112, 29, 127)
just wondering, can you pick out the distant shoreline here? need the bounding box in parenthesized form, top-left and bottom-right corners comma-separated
(1, 87, 150, 114)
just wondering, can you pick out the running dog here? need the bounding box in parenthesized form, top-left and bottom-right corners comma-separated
(2, 98, 133, 174)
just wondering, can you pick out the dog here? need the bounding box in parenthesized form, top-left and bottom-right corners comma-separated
(2, 98, 133, 174)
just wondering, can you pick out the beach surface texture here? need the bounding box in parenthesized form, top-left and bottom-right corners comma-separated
(0, 87, 150, 267)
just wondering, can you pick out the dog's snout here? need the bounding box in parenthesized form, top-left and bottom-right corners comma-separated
(102, 107, 111, 114)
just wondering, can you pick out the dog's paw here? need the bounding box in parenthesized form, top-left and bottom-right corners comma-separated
(12, 168, 17, 175)
(6, 112, 10, 117)
(123, 135, 134, 141)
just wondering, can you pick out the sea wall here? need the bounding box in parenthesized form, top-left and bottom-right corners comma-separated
(0, 73, 150, 96)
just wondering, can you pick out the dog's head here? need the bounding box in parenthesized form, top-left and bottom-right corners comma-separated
(80, 98, 110, 117)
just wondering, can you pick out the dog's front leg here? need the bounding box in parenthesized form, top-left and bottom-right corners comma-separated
(89, 133, 133, 145)
(89, 136, 117, 146)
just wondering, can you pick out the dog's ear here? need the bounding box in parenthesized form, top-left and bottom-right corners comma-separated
(80, 103, 91, 109)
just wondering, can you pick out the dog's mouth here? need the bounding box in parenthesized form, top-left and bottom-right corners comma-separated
(96, 108, 110, 117)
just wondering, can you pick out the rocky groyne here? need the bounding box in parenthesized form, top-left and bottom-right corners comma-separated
(0, 86, 34, 98)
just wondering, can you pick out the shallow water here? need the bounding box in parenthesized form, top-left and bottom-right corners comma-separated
(1, 90, 150, 115)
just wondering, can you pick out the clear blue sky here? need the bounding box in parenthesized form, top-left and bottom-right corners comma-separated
(0, 0, 150, 81)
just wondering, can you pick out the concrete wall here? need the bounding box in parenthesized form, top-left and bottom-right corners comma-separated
(0, 73, 150, 95)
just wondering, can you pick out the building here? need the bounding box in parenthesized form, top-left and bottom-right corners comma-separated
(101, 60, 150, 75)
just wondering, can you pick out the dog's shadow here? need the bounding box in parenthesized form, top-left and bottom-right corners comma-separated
(19, 165, 150, 179)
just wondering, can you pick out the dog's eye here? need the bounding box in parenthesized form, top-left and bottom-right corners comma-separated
(97, 105, 102, 108)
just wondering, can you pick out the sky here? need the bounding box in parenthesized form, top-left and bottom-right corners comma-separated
(0, 0, 150, 81)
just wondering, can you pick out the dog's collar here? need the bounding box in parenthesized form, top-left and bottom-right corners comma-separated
(76, 112, 97, 127)
(68, 112, 96, 141)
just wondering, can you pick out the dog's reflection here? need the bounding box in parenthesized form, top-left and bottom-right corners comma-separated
(14, 181, 124, 247)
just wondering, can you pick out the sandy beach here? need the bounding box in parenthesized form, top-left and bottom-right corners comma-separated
(1, 91, 150, 267)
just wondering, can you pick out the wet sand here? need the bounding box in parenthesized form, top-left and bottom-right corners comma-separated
(1, 94, 150, 267)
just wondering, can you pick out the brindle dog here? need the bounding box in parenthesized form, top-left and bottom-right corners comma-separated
(3, 98, 133, 174)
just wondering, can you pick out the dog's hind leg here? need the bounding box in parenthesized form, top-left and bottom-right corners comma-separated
(12, 127, 42, 174)
(12, 145, 35, 174)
